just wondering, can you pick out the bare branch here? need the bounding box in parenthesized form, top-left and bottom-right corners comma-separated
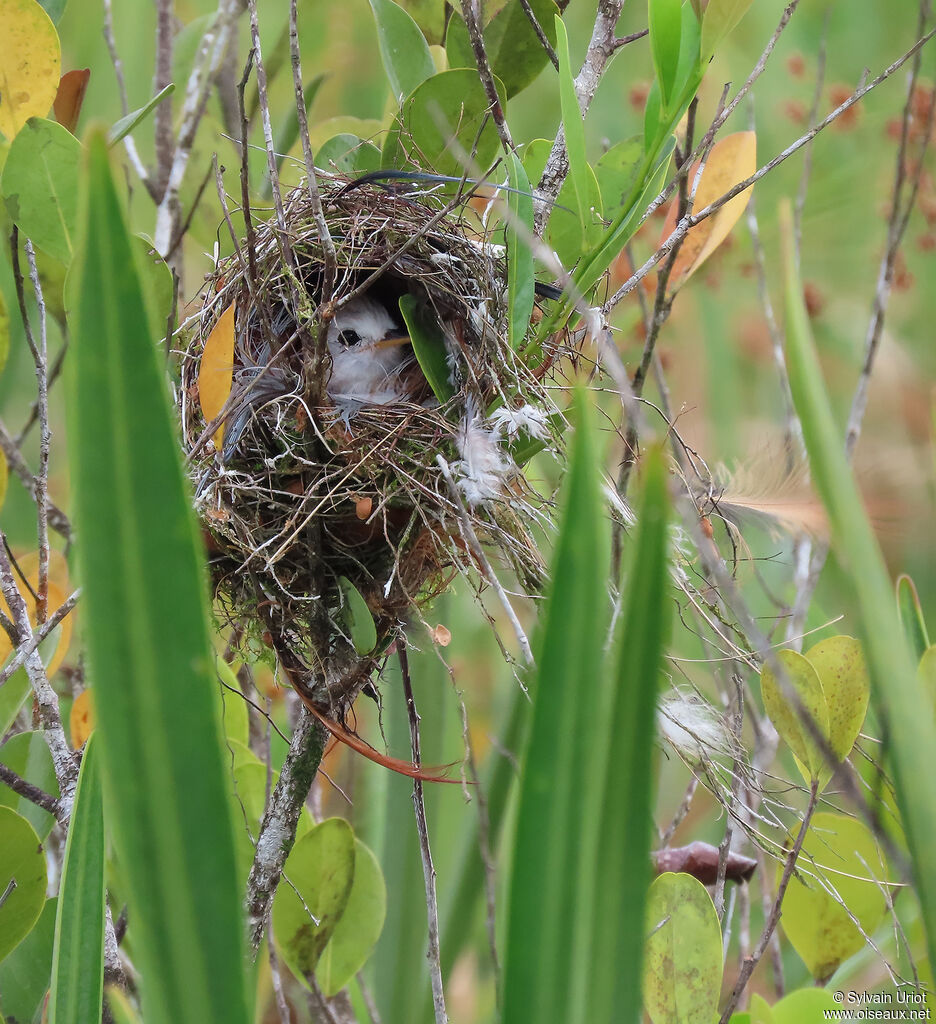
(460, 0, 516, 155)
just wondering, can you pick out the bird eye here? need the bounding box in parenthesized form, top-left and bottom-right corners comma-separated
(338, 329, 361, 346)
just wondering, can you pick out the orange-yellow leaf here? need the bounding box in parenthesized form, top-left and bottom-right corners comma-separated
(0, 0, 62, 140)
(660, 131, 757, 287)
(198, 301, 235, 451)
(53, 68, 90, 135)
(69, 688, 94, 748)
(0, 549, 73, 677)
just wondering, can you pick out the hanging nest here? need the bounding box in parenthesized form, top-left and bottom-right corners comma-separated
(179, 176, 565, 709)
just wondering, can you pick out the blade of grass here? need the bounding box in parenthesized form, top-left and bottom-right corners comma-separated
(67, 129, 251, 1024)
(554, 16, 591, 242)
(583, 446, 671, 1023)
(502, 388, 610, 1024)
(780, 199, 936, 972)
(897, 575, 930, 663)
(49, 732, 104, 1024)
(505, 151, 535, 351)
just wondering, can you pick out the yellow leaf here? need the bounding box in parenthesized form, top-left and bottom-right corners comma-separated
(198, 301, 235, 451)
(69, 687, 94, 748)
(0, 0, 61, 140)
(661, 130, 756, 287)
(0, 549, 73, 677)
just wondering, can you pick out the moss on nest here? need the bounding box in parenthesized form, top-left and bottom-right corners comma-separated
(179, 176, 562, 707)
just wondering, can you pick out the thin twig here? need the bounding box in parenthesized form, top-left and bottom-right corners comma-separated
(460, 0, 516, 154)
(519, 0, 559, 69)
(0, 589, 81, 687)
(719, 780, 820, 1021)
(399, 642, 449, 1024)
(0, 762, 63, 820)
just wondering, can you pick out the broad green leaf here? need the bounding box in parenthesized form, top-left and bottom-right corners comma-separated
(0, 805, 47, 961)
(585, 445, 672, 1024)
(106, 988, 143, 1024)
(337, 576, 378, 655)
(1, 117, 79, 264)
(317, 838, 387, 996)
(780, 812, 888, 981)
(0, 670, 30, 737)
(382, 69, 505, 177)
(273, 817, 356, 987)
(594, 136, 644, 214)
(130, 235, 174, 344)
(398, 293, 454, 404)
(781, 199, 936, 970)
(760, 649, 830, 785)
(198, 301, 235, 451)
(38, 0, 66, 22)
(306, 116, 385, 152)
(0, 730, 60, 838)
(505, 151, 534, 351)
(446, 0, 558, 98)
(671, 1, 702, 109)
(919, 646, 936, 713)
(555, 16, 590, 241)
(771, 988, 841, 1024)
(49, 732, 104, 1024)
(0, 0, 61, 139)
(730, 1016, 753, 1024)
(898, 575, 930, 662)
(316, 134, 382, 175)
(503, 389, 610, 1024)
(0, 895, 56, 1022)
(398, 0, 445, 43)
(649, 0, 682, 109)
(368, 0, 435, 102)
(216, 657, 249, 749)
(67, 129, 250, 1024)
(701, 0, 754, 61)
(107, 84, 175, 146)
(749, 994, 775, 1024)
(803, 636, 868, 762)
(643, 873, 722, 1024)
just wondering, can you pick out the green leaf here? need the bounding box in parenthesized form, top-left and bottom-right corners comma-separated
(594, 136, 644, 214)
(505, 151, 534, 351)
(919, 646, 936, 714)
(700, 0, 754, 61)
(107, 84, 175, 146)
(215, 656, 249, 749)
(446, 0, 558, 99)
(67, 129, 250, 1024)
(273, 818, 356, 986)
(503, 389, 610, 1024)
(649, 0, 683, 109)
(0, 730, 60, 838)
(382, 69, 505, 177)
(316, 134, 382, 175)
(271, 75, 325, 179)
(106, 988, 144, 1024)
(898, 574, 930, 663)
(585, 445, 672, 1024)
(749, 994, 775, 1024)
(49, 732, 104, 1024)
(1, 117, 80, 264)
(0, 669, 30, 737)
(38, 0, 67, 23)
(643, 873, 723, 1024)
(337, 576, 378, 655)
(803, 636, 868, 762)
(317, 837, 387, 996)
(368, 0, 436, 102)
(398, 292, 454, 404)
(0, 895, 56, 1023)
(780, 812, 888, 981)
(0, 805, 47, 962)
(770, 988, 842, 1024)
(760, 649, 829, 785)
(554, 16, 590, 242)
(781, 199, 936, 971)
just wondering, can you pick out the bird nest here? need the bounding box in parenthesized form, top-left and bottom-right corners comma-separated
(179, 177, 564, 707)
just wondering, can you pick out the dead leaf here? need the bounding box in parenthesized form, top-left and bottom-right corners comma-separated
(52, 68, 90, 134)
(355, 496, 373, 521)
(430, 624, 451, 647)
(69, 688, 94, 748)
(198, 301, 235, 451)
(660, 131, 756, 288)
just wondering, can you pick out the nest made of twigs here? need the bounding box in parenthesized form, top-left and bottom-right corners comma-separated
(178, 176, 563, 704)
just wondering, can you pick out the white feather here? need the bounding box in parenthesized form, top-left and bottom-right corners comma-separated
(453, 412, 510, 506)
(327, 296, 410, 411)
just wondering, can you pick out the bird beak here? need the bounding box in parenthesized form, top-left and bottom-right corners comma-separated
(371, 334, 411, 350)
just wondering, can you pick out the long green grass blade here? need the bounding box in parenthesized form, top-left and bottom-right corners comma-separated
(780, 200, 936, 971)
(49, 732, 104, 1024)
(554, 16, 591, 242)
(506, 151, 535, 351)
(585, 446, 671, 1023)
(502, 388, 610, 1024)
(897, 575, 930, 663)
(67, 130, 250, 1024)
